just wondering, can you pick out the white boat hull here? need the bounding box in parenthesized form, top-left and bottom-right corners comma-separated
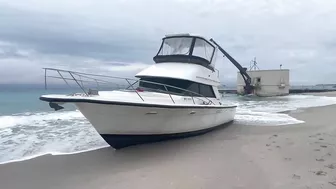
(75, 102, 235, 134)
(40, 92, 236, 148)
(74, 102, 236, 148)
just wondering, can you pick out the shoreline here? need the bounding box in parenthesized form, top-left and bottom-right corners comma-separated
(1, 92, 336, 188)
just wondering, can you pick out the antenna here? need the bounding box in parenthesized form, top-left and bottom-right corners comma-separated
(249, 57, 259, 71)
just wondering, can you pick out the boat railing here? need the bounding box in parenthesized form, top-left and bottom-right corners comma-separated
(43, 68, 215, 105)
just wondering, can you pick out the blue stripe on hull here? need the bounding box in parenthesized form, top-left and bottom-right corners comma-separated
(100, 120, 234, 149)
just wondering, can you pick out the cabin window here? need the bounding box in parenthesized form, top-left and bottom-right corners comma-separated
(187, 83, 200, 95)
(192, 38, 215, 62)
(138, 77, 215, 98)
(158, 37, 193, 56)
(199, 84, 216, 97)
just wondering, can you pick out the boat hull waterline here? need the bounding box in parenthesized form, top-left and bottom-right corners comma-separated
(40, 97, 236, 149)
(100, 121, 234, 149)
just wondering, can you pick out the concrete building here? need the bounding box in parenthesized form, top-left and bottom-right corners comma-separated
(237, 69, 290, 97)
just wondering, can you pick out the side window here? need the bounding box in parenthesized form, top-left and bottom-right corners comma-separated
(199, 84, 215, 97)
(186, 83, 200, 96)
(167, 79, 189, 94)
(139, 77, 215, 98)
(139, 77, 166, 91)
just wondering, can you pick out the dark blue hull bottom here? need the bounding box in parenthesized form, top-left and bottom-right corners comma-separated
(100, 120, 234, 149)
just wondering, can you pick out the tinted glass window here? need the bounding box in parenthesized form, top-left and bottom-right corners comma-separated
(199, 84, 215, 97)
(139, 78, 166, 91)
(188, 83, 200, 95)
(138, 77, 215, 98)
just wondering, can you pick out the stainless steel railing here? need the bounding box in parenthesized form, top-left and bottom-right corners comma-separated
(43, 68, 215, 105)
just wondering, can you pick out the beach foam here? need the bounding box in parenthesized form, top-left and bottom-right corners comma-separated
(235, 109, 304, 126)
(0, 110, 85, 128)
(0, 110, 108, 164)
(225, 94, 336, 126)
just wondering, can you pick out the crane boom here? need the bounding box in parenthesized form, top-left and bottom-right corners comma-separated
(210, 38, 254, 94)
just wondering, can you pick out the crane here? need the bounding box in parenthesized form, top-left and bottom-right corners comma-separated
(210, 38, 254, 95)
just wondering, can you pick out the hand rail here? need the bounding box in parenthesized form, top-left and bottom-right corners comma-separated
(125, 79, 144, 102)
(43, 68, 215, 105)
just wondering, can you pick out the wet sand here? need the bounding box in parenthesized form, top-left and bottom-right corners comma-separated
(1, 93, 336, 189)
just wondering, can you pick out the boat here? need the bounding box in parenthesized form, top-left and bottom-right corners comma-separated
(40, 34, 237, 149)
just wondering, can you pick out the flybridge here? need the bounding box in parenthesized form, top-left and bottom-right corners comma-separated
(153, 33, 254, 94)
(153, 34, 216, 71)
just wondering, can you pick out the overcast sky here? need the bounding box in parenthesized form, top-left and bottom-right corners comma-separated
(0, 0, 335, 85)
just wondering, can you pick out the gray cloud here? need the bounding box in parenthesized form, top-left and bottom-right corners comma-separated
(0, 5, 157, 62)
(0, 0, 336, 85)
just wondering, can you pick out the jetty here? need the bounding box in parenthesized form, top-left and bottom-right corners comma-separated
(219, 85, 336, 94)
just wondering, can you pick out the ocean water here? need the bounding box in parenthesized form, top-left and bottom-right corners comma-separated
(1, 86, 336, 164)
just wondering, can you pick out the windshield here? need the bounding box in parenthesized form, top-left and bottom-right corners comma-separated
(158, 37, 193, 56)
(192, 38, 215, 62)
(157, 37, 215, 62)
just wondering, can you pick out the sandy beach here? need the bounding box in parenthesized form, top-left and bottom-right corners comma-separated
(1, 92, 336, 189)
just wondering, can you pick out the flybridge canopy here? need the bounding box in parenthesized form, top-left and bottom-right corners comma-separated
(153, 34, 216, 71)
(153, 34, 254, 94)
